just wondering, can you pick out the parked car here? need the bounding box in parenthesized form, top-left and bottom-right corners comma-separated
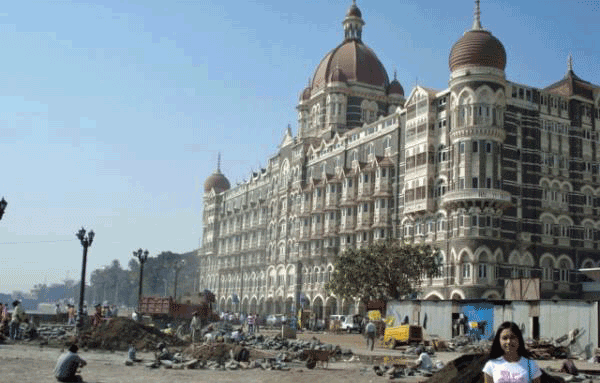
(329, 314, 362, 333)
(266, 314, 287, 327)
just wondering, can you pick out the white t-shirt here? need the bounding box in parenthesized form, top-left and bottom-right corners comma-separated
(483, 356, 541, 383)
(417, 352, 433, 370)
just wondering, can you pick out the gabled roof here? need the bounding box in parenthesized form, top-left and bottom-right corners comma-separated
(544, 69, 599, 101)
(404, 85, 439, 107)
(280, 125, 295, 148)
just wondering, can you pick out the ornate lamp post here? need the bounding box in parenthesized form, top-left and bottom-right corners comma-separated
(173, 259, 186, 301)
(0, 198, 7, 220)
(133, 249, 149, 311)
(76, 227, 95, 331)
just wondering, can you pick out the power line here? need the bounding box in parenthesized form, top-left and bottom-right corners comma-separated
(0, 239, 77, 245)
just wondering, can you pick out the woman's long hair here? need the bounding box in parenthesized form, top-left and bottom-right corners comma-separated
(489, 321, 532, 360)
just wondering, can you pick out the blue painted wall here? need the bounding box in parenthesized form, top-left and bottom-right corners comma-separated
(461, 302, 494, 340)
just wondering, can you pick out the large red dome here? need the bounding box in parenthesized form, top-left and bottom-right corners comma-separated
(204, 170, 230, 194)
(311, 40, 390, 91)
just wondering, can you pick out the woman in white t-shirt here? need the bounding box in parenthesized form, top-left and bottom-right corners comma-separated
(483, 321, 542, 383)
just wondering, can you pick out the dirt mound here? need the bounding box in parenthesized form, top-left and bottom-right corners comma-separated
(79, 317, 186, 352)
(183, 343, 277, 363)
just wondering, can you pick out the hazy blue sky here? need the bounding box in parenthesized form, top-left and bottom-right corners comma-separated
(1, 0, 598, 295)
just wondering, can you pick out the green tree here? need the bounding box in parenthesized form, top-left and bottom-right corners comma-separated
(325, 241, 442, 303)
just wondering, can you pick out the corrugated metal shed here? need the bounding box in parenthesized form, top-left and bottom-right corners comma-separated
(385, 299, 599, 357)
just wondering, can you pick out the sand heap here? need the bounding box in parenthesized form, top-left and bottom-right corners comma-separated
(79, 317, 186, 351)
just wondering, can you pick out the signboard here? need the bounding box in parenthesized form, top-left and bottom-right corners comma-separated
(504, 278, 540, 300)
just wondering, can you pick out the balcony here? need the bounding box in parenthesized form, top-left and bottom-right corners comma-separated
(324, 222, 339, 235)
(312, 198, 324, 212)
(356, 213, 372, 229)
(372, 210, 391, 227)
(340, 217, 356, 233)
(324, 194, 340, 210)
(373, 182, 392, 197)
(357, 183, 373, 200)
(311, 225, 324, 238)
(299, 201, 312, 216)
(440, 188, 511, 209)
(340, 190, 357, 206)
(299, 227, 310, 240)
(404, 199, 434, 214)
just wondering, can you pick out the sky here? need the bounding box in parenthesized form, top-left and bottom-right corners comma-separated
(0, 0, 598, 295)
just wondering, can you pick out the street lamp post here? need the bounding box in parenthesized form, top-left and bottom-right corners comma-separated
(76, 227, 95, 332)
(133, 249, 149, 312)
(0, 197, 8, 220)
(173, 259, 186, 301)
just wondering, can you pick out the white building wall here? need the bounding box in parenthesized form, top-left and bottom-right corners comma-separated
(420, 301, 453, 340)
(539, 300, 598, 358)
(386, 300, 453, 340)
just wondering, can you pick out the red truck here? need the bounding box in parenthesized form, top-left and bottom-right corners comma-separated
(139, 293, 218, 328)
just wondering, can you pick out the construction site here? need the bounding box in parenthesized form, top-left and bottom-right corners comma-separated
(2, 300, 600, 383)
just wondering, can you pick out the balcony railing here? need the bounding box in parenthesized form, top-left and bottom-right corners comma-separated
(404, 199, 434, 214)
(440, 188, 511, 209)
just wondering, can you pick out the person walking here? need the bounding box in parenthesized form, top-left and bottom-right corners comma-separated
(247, 313, 255, 334)
(483, 321, 542, 383)
(365, 320, 377, 351)
(10, 300, 26, 340)
(54, 344, 87, 382)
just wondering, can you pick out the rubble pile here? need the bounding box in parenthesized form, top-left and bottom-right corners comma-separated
(241, 333, 352, 356)
(425, 353, 489, 383)
(37, 325, 71, 340)
(445, 336, 492, 354)
(526, 339, 568, 360)
(80, 317, 186, 351)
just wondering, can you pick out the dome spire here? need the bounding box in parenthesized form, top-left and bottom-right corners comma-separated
(217, 152, 222, 173)
(472, 0, 483, 30)
(567, 52, 574, 72)
(343, 0, 365, 41)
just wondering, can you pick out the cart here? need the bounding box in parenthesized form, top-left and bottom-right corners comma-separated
(301, 349, 333, 369)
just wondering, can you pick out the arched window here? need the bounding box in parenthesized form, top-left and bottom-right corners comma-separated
(478, 254, 489, 280)
(559, 259, 570, 282)
(541, 258, 554, 281)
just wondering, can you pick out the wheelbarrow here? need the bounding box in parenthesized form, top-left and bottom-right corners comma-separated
(301, 349, 334, 369)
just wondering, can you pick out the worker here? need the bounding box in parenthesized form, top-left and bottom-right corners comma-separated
(190, 311, 200, 343)
(365, 320, 377, 351)
(54, 344, 87, 382)
(415, 350, 433, 371)
(66, 305, 76, 326)
(91, 304, 103, 328)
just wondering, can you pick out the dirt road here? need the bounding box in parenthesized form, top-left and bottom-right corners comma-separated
(0, 342, 402, 383)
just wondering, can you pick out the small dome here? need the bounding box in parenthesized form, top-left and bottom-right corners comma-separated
(300, 86, 311, 101)
(346, 2, 362, 18)
(387, 79, 404, 96)
(204, 170, 230, 193)
(449, 29, 506, 72)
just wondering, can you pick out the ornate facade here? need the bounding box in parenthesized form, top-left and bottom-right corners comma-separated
(199, 1, 600, 317)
